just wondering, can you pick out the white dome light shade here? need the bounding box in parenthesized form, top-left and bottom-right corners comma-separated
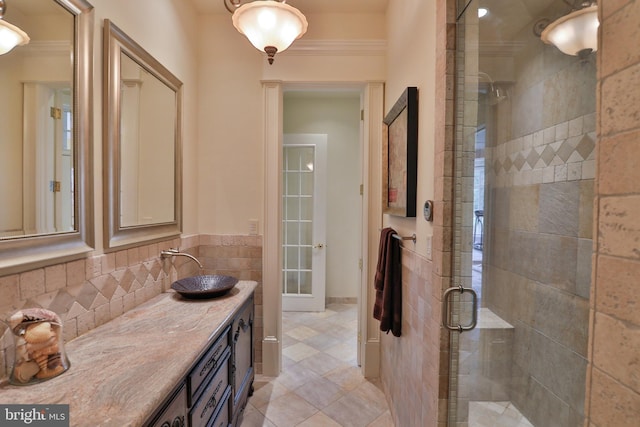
(541, 5, 599, 57)
(0, 18, 29, 55)
(232, 1, 307, 64)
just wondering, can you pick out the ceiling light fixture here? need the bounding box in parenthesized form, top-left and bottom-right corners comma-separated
(225, 0, 308, 65)
(540, 2, 598, 59)
(478, 8, 488, 18)
(0, 0, 29, 55)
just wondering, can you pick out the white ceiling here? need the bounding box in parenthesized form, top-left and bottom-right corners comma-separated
(190, 0, 389, 14)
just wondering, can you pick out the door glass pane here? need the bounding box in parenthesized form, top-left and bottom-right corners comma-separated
(285, 221, 299, 245)
(285, 271, 298, 294)
(282, 145, 316, 296)
(286, 247, 299, 269)
(299, 271, 312, 295)
(450, 0, 595, 426)
(300, 173, 313, 195)
(300, 198, 313, 220)
(300, 247, 312, 270)
(300, 222, 312, 245)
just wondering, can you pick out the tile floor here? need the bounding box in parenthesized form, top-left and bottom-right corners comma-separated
(469, 402, 534, 427)
(240, 304, 394, 427)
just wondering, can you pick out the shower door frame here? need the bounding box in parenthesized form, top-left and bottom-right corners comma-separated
(443, 0, 597, 426)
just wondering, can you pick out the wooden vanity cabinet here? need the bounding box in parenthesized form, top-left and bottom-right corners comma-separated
(145, 292, 254, 427)
(231, 295, 254, 426)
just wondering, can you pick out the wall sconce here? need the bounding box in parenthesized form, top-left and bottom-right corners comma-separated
(225, 0, 307, 65)
(539, 2, 599, 59)
(0, 0, 29, 55)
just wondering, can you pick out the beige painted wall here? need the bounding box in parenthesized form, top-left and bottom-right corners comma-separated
(91, 0, 200, 245)
(196, 12, 386, 235)
(378, 1, 442, 425)
(384, 0, 437, 257)
(196, 13, 264, 235)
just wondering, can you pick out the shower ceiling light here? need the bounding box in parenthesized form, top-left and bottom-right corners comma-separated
(225, 0, 308, 65)
(0, 0, 30, 55)
(541, 4, 598, 58)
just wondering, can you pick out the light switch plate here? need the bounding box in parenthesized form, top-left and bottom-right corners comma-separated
(248, 219, 259, 235)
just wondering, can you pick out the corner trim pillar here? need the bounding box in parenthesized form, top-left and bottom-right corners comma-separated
(262, 80, 283, 377)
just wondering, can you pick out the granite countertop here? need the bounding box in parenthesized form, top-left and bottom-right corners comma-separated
(0, 280, 257, 427)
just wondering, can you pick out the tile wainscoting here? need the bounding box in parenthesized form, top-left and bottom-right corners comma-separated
(0, 234, 263, 382)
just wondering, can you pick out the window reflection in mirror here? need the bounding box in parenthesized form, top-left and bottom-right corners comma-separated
(0, 0, 94, 276)
(103, 19, 182, 250)
(120, 53, 176, 227)
(0, 0, 75, 238)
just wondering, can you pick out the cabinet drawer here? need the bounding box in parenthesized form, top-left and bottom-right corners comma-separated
(146, 383, 187, 427)
(208, 386, 231, 427)
(189, 349, 230, 427)
(188, 325, 230, 404)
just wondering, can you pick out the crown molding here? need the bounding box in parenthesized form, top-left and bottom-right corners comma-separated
(284, 39, 386, 56)
(20, 40, 71, 56)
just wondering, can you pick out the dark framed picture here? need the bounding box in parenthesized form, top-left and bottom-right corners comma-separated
(382, 86, 418, 217)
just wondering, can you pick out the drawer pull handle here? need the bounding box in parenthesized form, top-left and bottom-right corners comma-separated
(160, 415, 184, 427)
(199, 345, 223, 377)
(233, 317, 252, 343)
(200, 380, 224, 418)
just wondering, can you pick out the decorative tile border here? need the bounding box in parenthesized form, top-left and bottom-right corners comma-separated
(487, 114, 596, 187)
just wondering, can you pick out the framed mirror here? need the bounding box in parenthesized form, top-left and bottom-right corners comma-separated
(0, 0, 94, 275)
(103, 19, 182, 250)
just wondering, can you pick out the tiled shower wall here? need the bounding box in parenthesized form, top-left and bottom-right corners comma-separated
(481, 24, 595, 427)
(0, 234, 263, 382)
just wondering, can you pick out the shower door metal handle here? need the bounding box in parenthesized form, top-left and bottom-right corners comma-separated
(442, 285, 478, 332)
(312, 243, 324, 249)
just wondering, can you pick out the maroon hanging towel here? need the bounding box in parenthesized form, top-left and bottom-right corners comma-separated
(372, 227, 402, 337)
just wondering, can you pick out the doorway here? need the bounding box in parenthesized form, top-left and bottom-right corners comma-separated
(281, 88, 364, 364)
(448, 0, 596, 425)
(262, 81, 384, 378)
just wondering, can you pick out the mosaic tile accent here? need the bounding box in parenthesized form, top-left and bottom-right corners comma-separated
(488, 114, 596, 188)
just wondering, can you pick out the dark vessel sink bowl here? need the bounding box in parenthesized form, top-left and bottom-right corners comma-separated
(171, 275, 238, 299)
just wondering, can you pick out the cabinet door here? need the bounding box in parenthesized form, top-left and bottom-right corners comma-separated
(232, 296, 254, 412)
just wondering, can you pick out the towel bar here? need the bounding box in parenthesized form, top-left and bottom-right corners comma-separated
(392, 233, 416, 244)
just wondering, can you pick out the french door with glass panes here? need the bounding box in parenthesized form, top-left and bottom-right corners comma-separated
(282, 134, 327, 312)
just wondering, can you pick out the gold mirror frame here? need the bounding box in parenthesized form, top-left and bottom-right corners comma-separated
(0, 0, 94, 276)
(103, 19, 182, 250)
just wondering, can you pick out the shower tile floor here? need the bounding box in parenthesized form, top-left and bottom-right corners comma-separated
(469, 402, 534, 427)
(240, 304, 394, 427)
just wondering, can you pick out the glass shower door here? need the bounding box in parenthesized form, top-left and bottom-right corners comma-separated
(448, 0, 596, 425)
